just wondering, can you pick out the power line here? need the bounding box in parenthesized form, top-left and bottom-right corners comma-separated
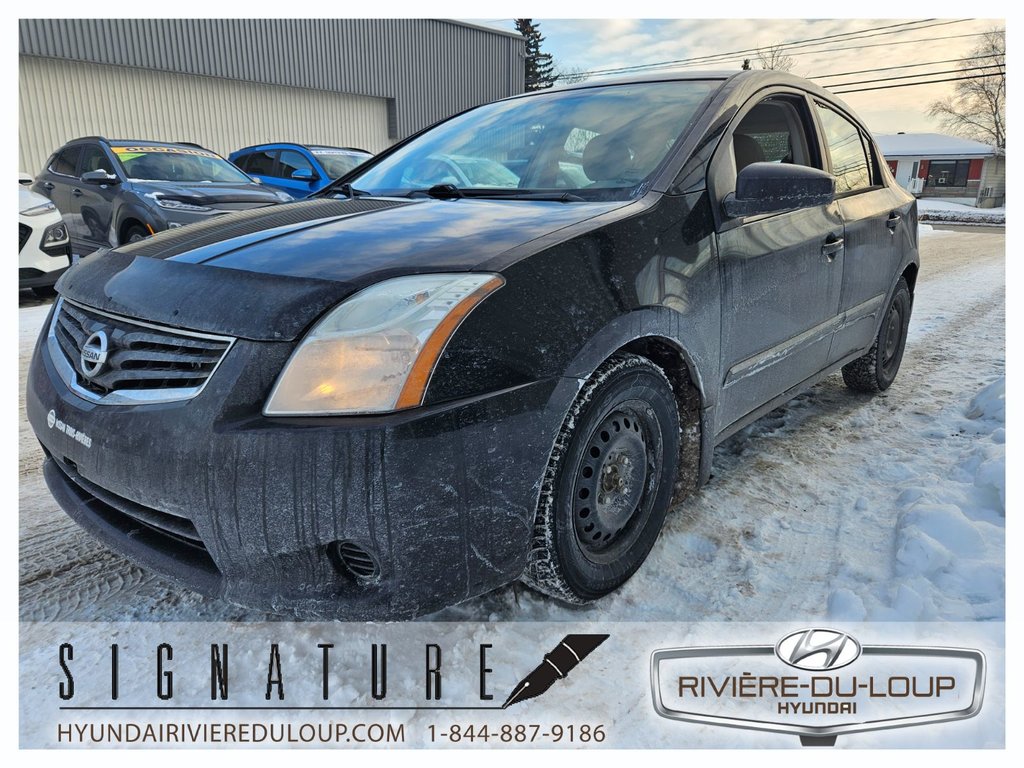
(536, 19, 971, 81)
(831, 71, 1004, 95)
(807, 54, 1004, 80)
(539, 19, 942, 81)
(824, 63, 1004, 89)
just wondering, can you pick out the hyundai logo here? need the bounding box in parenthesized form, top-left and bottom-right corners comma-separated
(80, 330, 109, 379)
(775, 628, 862, 671)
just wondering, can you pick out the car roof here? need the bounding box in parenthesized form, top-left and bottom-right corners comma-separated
(67, 137, 220, 152)
(232, 142, 371, 155)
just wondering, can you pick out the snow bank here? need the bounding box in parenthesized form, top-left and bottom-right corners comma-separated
(828, 377, 1005, 622)
(918, 198, 1005, 225)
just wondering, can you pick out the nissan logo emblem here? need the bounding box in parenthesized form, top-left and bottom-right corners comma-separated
(775, 628, 862, 671)
(80, 329, 109, 379)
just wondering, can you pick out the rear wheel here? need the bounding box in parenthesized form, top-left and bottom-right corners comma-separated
(842, 277, 912, 393)
(523, 354, 680, 603)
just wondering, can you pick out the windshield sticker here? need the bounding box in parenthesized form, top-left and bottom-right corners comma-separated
(111, 146, 220, 161)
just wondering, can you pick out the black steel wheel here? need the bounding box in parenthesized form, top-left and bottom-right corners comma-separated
(842, 277, 912, 393)
(523, 354, 680, 603)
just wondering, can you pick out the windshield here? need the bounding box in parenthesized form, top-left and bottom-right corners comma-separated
(111, 145, 253, 183)
(346, 80, 718, 199)
(313, 149, 372, 178)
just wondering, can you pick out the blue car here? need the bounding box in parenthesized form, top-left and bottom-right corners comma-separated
(229, 143, 372, 197)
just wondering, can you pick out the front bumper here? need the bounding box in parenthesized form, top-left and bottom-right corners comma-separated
(26, 314, 566, 619)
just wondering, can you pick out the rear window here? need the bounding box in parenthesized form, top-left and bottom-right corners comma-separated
(50, 146, 81, 176)
(814, 102, 873, 193)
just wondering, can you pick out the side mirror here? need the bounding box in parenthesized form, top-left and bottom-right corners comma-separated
(291, 168, 317, 181)
(724, 162, 834, 218)
(81, 169, 120, 185)
(18, 173, 33, 186)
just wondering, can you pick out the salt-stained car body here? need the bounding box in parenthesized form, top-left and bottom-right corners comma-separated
(26, 71, 918, 619)
(19, 182, 72, 295)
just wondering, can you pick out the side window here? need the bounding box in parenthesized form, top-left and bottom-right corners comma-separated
(241, 150, 278, 176)
(277, 149, 315, 178)
(50, 146, 82, 177)
(79, 145, 112, 174)
(814, 102, 873, 193)
(732, 97, 818, 175)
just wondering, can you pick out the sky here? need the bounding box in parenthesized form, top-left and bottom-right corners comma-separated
(467, 18, 1004, 135)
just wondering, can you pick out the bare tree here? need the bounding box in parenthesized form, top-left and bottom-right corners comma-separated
(553, 63, 589, 85)
(928, 29, 1005, 148)
(756, 44, 794, 72)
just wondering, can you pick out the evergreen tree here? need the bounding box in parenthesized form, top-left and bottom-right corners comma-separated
(515, 19, 555, 91)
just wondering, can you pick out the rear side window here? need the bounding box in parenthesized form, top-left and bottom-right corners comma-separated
(814, 102, 873, 193)
(277, 149, 315, 178)
(50, 146, 82, 176)
(239, 150, 278, 176)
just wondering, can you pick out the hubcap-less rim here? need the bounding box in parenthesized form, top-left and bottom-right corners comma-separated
(573, 405, 660, 562)
(882, 303, 903, 371)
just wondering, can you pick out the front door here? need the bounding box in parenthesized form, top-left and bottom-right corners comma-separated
(714, 93, 845, 433)
(72, 143, 120, 249)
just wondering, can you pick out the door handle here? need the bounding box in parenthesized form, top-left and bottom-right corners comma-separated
(71, 188, 83, 197)
(822, 236, 844, 259)
(887, 212, 902, 231)
(42, 182, 54, 190)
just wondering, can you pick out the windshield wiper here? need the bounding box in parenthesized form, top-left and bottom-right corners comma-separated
(467, 190, 585, 203)
(404, 184, 465, 200)
(404, 186, 583, 203)
(337, 183, 372, 199)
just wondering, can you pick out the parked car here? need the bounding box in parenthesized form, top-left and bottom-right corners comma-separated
(230, 143, 372, 197)
(30, 138, 292, 254)
(19, 178, 71, 296)
(27, 71, 917, 619)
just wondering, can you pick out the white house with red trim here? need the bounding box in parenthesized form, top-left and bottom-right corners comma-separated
(875, 133, 1004, 208)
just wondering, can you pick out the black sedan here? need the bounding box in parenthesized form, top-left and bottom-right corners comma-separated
(26, 71, 918, 619)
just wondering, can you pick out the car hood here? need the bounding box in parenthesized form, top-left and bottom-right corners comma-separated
(56, 196, 630, 341)
(130, 180, 285, 206)
(19, 185, 53, 213)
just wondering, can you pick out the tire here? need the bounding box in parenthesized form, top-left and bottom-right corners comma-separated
(31, 285, 57, 298)
(842, 277, 912, 393)
(522, 354, 680, 604)
(122, 224, 149, 245)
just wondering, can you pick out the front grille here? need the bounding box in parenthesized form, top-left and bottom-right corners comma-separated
(19, 223, 31, 252)
(50, 298, 233, 403)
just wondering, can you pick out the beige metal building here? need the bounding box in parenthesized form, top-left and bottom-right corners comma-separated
(19, 18, 525, 175)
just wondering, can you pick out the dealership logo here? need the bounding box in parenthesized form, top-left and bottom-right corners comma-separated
(776, 628, 861, 671)
(651, 628, 986, 746)
(46, 409, 56, 429)
(80, 330, 109, 378)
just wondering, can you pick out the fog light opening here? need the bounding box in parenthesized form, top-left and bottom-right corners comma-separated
(328, 539, 381, 582)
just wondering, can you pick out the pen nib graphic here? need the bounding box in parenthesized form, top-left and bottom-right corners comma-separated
(502, 634, 608, 708)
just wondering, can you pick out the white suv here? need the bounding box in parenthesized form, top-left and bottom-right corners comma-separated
(19, 177, 71, 296)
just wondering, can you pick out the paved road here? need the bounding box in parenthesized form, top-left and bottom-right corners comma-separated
(18, 229, 1005, 621)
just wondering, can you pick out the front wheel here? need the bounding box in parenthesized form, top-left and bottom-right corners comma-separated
(522, 354, 680, 604)
(122, 224, 149, 245)
(842, 277, 912, 393)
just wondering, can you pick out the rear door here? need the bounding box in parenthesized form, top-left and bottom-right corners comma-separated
(237, 148, 283, 192)
(713, 91, 845, 433)
(34, 145, 80, 218)
(813, 101, 914, 363)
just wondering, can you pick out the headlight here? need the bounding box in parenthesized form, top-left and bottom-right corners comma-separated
(274, 190, 294, 202)
(264, 273, 504, 415)
(21, 202, 56, 216)
(154, 197, 212, 212)
(42, 221, 69, 246)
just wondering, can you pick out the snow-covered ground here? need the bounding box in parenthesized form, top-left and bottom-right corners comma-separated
(18, 228, 1005, 624)
(917, 198, 1005, 225)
